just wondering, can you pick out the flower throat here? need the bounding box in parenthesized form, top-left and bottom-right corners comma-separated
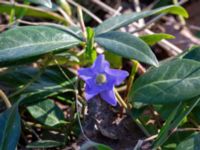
(96, 74, 107, 85)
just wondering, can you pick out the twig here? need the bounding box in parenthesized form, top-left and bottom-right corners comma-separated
(114, 88, 128, 109)
(56, 0, 72, 16)
(189, 25, 200, 31)
(175, 128, 200, 132)
(57, 7, 75, 26)
(181, 27, 200, 45)
(144, 134, 158, 142)
(138, 63, 146, 74)
(131, 14, 165, 34)
(137, 127, 200, 143)
(91, 0, 183, 55)
(90, 0, 116, 15)
(113, 6, 122, 16)
(77, 6, 87, 40)
(133, 0, 145, 26)
(0, 90, 12, 108)
(67, 0, 102, 23)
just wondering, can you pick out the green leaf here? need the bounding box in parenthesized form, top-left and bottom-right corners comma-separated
(0, 1, 67, 23)
(140, 33, 175, 45)
(27, 140, 63, 148)
(0, 102, 21, 150)
(0, 66, 75, 105)
(176, 133, 200, 150)
(27, 0, 52, 8)
(27, 99, 66, 127)
(85, 27, 96, 62)
(105, 51, 122, 68)
(95, 31, 159, 67)
(80, 141, 112, 150)
(130, 59, 200, 104)
(0, 26, 80, 66)
(95, 5, 188, 35)
(182, 46, 200, 62)
(153, 103, 182, 148)
(154, 97, 200, 148)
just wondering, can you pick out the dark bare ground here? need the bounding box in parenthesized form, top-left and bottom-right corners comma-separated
(77, 97, 145, 150)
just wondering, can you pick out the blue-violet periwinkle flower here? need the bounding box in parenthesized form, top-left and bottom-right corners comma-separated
(78, 54, 129, 106)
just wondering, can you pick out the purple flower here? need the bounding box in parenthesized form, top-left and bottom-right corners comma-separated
(78, 54, 129, 106)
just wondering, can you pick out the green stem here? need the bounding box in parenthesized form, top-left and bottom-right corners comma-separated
(125, 60, 139, 102)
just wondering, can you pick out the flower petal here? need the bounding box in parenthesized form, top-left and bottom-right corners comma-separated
(106, 69, 129, 85)
(84, 84, 99, 100)
(100, 89, 117, 106)
(92, 54, 110, 73)
(78, 67, 94, 81)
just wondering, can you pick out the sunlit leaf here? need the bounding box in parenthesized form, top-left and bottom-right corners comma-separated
(0, 1, 66, 23)
(95, 31, 158, 67)
(0, 26, 80, 66)
(27, 99, 66, 127)
(140, 33, 175, 45)
(95, 5, 188, 35)
(130, 59, 200, 104)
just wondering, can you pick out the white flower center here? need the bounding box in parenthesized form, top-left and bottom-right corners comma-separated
(96, 74, 107, 85)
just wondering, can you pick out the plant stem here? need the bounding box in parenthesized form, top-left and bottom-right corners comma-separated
(77, 6, 87, 40)
(114, 88, 127, 109)
(125, 60, 139, 103)
(135, 119, 151, 137)
(0, 90, 12, 108)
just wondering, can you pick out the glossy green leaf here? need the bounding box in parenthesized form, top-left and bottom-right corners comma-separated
(27, 140, 63, 148)
(176, 133, 200, 150)
(140, 33, 175, 45)
(27, 99, 66, 127)
(154, 97, 200, 148)
(0, 1, 66, 23)
(0, 102, 21, 150)
(27, 0, 52, 8)
(130, 59, 200, 104)
(95, 31, 159, 67)
(182, 46, 200, 62)
(0, 66, 75, 105)
(0, 26, 80, 66)
(95, 5, 188, 35)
